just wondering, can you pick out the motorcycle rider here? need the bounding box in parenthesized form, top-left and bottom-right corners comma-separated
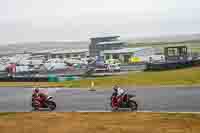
(32, 87, 48, 108)
(112, 85, 125, 108)
(32, 88, 40, 99)
(113, 85, 125, 97)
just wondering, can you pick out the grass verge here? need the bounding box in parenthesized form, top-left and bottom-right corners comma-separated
(0, 112, 199, 133)
(64, 67, 200, 88)
(0, 67, 200, 88)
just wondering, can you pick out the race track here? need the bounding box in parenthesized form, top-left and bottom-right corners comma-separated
(0, 87, 200, 112)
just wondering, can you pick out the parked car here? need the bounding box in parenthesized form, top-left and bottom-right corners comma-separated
(108, 64, 120, 72)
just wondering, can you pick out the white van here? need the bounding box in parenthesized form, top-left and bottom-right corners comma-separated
(108, 64, 120, 72)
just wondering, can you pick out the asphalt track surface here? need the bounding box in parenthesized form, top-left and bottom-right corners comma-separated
(0, 87, 200, 112)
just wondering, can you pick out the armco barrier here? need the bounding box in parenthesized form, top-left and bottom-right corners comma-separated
(120, 64, 147, 71)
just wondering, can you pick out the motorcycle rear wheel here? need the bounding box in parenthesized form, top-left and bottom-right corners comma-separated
(111, 106, 119, 112)
(128, 100, 138, 111)
(32, 101, 40, 111)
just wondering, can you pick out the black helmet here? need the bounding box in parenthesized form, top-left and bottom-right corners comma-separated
(34, 88, 39, 93)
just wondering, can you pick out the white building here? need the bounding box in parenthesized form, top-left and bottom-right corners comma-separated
(101, 47, 164, 63)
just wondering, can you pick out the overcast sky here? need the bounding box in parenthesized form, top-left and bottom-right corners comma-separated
(0, 0, 200, 44)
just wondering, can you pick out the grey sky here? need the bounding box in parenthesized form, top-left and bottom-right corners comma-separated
(0, 0, 200, 44)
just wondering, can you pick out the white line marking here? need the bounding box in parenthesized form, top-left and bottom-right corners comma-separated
(73, 110, 200, 113)
(139, 110, 200, 114)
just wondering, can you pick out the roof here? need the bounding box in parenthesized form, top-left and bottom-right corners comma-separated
(31, 49, 88, 55)
(96, 41, 124, 45)
(90, 36, 120, 40)
(32, 49, 58, 54)
(102, 47, 153, 54)
(51, 49, 88, 54)
(164, 45, 187, 48)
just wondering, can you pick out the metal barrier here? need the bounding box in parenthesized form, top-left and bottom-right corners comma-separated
(120, 64, 147, 71)
(0, 77, 48, 82)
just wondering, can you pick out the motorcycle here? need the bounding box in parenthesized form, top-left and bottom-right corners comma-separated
(110, 90, 138, 111)
(32, 96, 56, 111)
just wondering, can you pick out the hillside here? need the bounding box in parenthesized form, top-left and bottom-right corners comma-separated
(1, 33, 200, 55)
(0, 41, 89, 55)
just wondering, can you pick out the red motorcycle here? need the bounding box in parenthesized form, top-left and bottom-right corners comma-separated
(110, 91, 138, 111)
(32, 95, 56, 111)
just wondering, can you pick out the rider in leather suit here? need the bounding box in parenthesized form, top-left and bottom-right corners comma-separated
(32, 88, 48, 108)
(112, 85, 125, 108)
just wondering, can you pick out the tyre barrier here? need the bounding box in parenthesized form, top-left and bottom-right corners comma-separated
(0, 77, 48, 82)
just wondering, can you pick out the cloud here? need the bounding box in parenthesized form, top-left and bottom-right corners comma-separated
(0, 0, 200, 44)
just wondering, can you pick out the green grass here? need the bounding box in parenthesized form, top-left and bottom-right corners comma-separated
(64, 67, 200, 88)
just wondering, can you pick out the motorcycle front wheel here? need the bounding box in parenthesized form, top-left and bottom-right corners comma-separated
(128, 100, 138, 111)
(47, 101, 56, 111)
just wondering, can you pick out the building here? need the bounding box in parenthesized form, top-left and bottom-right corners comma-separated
(31, 49, 89, 60)
(89, 36, 126, 57)
(101, 47, 163, 63)
(50, 49, 89, 59)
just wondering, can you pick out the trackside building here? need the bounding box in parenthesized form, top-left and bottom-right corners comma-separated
(89, 36, 126, 57)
